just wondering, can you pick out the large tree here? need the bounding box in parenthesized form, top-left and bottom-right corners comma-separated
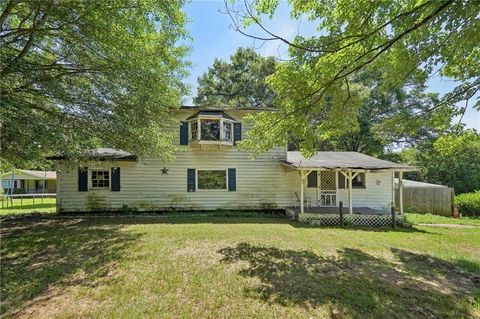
(194, 47, 277, 108)
(394, 129, 480, 194)
(226, 0, 479, 157)
(1, 0, 189, 169)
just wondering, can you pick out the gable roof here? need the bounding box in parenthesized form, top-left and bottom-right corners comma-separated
(284, 151, 416, 171)
(48, 148, 137, 161)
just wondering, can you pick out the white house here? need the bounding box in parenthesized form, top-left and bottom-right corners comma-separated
(51, 107, 415, 216)
(1, 170, 56, 194)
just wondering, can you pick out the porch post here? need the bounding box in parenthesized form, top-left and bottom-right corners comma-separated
(300, 171, 305, 214)
(399, 171, 404, 214)
(348, 170, 353, 214)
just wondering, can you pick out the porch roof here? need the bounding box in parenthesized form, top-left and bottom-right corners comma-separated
(283, 151, 416, 171)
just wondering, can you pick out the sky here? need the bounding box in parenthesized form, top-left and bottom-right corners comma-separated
(183, 0, 479, 130)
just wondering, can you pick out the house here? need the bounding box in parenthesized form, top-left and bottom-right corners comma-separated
(1, 170, 57, 194)
(50, 107, 415, 216)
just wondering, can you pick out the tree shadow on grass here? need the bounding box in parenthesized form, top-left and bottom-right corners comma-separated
(0, 218, 142, 317)
(219, 243, 480, 318)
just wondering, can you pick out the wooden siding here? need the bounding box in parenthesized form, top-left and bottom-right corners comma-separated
(56, 109, 395, 212)
(57, 109, 300, 212)
(57, 149, 299, 212)
(303, 171, 394, 211)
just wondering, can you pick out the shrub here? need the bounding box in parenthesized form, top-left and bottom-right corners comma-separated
(456, 191, 480, 217)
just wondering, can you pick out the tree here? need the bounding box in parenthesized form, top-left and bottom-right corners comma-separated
(287, 70, 454, 156)
(1, 0, 189, 169)
(226, 0, 479, 157)
(395, 130, 480, 194)
(194, 47, 277, 108)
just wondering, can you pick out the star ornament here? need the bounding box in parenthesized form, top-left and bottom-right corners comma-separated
(161, 166, 169, 175)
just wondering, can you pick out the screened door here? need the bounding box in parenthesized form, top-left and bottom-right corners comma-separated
(319, 171, 337, 207)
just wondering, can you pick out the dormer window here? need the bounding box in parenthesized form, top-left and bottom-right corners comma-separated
(180, 111, 241, 148)
(200, 119, 221, 141)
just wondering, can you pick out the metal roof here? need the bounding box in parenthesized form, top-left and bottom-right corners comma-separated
(185, 111, 237, 121)
(284, 151, 415, 171)
(48, 148, 137, 161)
(394, 178, 447, 188)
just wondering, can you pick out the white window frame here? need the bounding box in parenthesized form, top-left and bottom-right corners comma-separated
(196, 169, 228, 191)
(187, 115, 235, 143)
(190, 120, 198, 140)
(90, 169, 111, 190)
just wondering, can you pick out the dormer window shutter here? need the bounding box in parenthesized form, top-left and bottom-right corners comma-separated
(180, 121, 189, 145)
(233, 123, 242, 145)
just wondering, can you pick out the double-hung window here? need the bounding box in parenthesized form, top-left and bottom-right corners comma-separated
(91, 170, 110, 189)
(190, 121, 198, 140)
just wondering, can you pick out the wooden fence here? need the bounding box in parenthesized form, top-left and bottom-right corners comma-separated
(395, 187, 454, 216)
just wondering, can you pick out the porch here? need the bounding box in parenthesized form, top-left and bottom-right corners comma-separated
(283, 151, 418, 225)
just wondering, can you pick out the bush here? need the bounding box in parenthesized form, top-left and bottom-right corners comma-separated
(456, 191, 480, 217)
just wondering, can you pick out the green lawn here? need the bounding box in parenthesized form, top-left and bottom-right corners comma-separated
(406, 213, 480, 226)
(0, 198, 56, 216)
(1, 215, 479, 319)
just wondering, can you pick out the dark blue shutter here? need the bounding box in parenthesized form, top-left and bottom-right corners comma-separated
(180, 122, 189, 145)
(233, 123, 242, 145)
(187, 168, 196, 192)
(307, 171, 317, 188)
(111, 167, 120, 191)
(228, 168, 236, 191)
(78, 167, 88, 192)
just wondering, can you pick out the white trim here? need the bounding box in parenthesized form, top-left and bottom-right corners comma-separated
(89, 168, 111, 190)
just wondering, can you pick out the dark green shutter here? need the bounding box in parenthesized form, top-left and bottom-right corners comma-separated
(78, 167, 88, 192)
(187, 168, 196, 192)
(338, 172, 346, 189)
(111, 167, 120, 191)
(228, 168, 236, 191)
(307, 171, 317, 188)
(233, 123, 242, 145)
(180, 122, 189, 145)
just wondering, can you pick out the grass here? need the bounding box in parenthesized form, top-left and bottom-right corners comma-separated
(406, 213, 480, 226)
(0, 198, 56, 216)
(1, 214, 479, 318)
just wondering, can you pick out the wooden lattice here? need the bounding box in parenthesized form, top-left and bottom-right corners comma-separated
(297, 212, 404, 227)
(319, 171, 337, 207)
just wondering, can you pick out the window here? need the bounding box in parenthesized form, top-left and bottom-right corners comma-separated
(223, 122, 232, 141)
(197, 170, 227, 190)
(352, 173, 366, 188)
(338, 172, 366, 189)
(91, 170, 110, 189)
(201, 119, 220, 141)
(190, 121, 198, 140)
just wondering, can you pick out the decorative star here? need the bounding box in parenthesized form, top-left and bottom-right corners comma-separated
(161, 166, 169, 175)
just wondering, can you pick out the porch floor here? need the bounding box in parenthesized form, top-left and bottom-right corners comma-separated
(287, 206, 388, 215)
